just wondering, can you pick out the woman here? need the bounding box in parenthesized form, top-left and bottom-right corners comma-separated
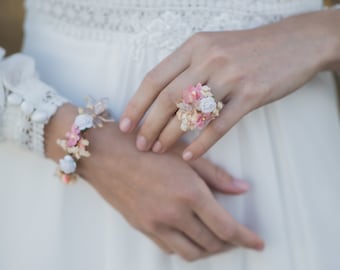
(0, 0, 339, 269)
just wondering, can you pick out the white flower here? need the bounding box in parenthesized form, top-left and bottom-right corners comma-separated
(74, 114, 93, 130)
(59, 155, 77, 174)
(199, 97, 217, 113)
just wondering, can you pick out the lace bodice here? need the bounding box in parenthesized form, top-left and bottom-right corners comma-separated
(25, 0, 324, 60)
(25, 0, 323, 40)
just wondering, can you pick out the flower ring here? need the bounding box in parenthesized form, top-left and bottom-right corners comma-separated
(176, 83, 223, 132)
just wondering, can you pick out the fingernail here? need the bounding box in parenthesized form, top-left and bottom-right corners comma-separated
(120, 118, 131, 132)
(255, 241, 265, 251)
(152, 141, 162, 153)
(232, 178, 250, 191)
(182, 151, 193, 161)
(136, 135, 148, 151)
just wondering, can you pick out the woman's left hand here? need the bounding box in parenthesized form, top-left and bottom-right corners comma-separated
(120, 10, 340, 161)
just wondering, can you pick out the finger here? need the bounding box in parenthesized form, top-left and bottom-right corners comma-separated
(119, 43, 192, 133)
(202, 244, 235, 259)
(152, 117, 184, 153)
(136, 68, 208, 151)
(148, 234, 174, 254)
(157, 228, 205, 262)
(182, 98, 246, 161)
(194, 193, 265, 250)
(189, 157, 250, 194)
(151, 79, 231, 153)
(176, 213, 227, 253)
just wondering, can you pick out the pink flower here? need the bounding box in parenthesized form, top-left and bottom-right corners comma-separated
(196, 113, 213, 129)
(66, 124, 80, 147)
(183, 83, 203, 103)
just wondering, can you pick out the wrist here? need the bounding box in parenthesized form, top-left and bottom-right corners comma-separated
(319, 9, 340, 72)
(44, 103, 78, 162)
(282, 10, 340, 73)
(45, 100, 117, 183)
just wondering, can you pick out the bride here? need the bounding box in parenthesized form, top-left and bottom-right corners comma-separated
(0, 0, 339, 269)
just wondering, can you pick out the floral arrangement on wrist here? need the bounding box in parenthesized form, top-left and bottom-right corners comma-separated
(56, 97, 113, 184)
(176, 83, 223, 131)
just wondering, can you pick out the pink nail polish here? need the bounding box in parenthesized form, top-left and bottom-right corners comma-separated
(232, 178, 250, 191)
(136, 135, 147, 151)
(182, 151, 193, 161)
(152, 141, 162, 153)
(120, 118, 131, 132)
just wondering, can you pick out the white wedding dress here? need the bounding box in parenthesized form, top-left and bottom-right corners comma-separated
(1, 0, 340, 269)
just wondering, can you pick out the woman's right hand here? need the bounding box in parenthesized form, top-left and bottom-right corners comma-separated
(45, 104, 264, 261)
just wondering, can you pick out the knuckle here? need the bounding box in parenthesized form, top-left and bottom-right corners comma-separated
(210, 120, 228, 136)
(163, 249, 174, 255)
(239, 88, 257, 103)
(144, 69, 161, 89)
(188, 32, 209, 48)
(160, 207, 182, 225)
(214, 165, 228, 183)
(237, 81, 266, 109)
(207, 240, 225, 253)
(191, 225, 205, 239)
(139, 218, 160, 234)
(181, 250, 202, 262)
(220, 225, 236, 242)
(158, 89, 177, 105)
(125, 99, 142, 117)
(205, 46, 229, 68)
(178, 187, 202, 207)
(139, 118, 157, 135)
(192, 140, 209, 157)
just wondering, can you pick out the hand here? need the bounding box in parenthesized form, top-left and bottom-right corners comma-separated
(45, 104, 264, 261)
(120, 10, 340, 161)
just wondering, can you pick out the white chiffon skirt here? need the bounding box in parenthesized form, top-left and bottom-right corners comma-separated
(1, 10, 340, 270)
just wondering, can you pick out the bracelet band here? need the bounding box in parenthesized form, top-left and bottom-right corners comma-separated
(56, 97, 113, 184)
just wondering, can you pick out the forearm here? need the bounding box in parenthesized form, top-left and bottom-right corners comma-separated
(44, 103, 78, 162)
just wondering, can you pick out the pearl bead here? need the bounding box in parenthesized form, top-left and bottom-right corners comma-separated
(20, 101, 35, 115)
(8, 93, 23, 106)
(31, 110, 49, 123)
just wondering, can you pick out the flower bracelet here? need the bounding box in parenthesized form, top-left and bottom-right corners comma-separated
(56, 97, 114, 184)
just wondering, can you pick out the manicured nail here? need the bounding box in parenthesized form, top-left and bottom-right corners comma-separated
(182, 151, 193, 161)
(152, 141, 162, 153)
(136, 135, 148, 151)
(232, 178, 250, 191)
(120, 118, 131, 132)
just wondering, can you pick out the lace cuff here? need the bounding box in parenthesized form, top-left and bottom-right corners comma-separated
(0, 48, 67, 156)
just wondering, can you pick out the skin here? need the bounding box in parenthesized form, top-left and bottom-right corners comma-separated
(119, 9, 340, 161)
(45, 104, 264, 261)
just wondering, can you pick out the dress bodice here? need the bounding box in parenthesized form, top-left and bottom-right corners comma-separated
(25, 0, 323, 35)
(24, 0, 323, 56)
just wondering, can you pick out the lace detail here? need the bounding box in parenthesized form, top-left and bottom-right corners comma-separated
(25, 0, 322, 40)
(0, 52, 67, 156)
(133, 10, 284, 60)
(25, 0, 322, 60)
